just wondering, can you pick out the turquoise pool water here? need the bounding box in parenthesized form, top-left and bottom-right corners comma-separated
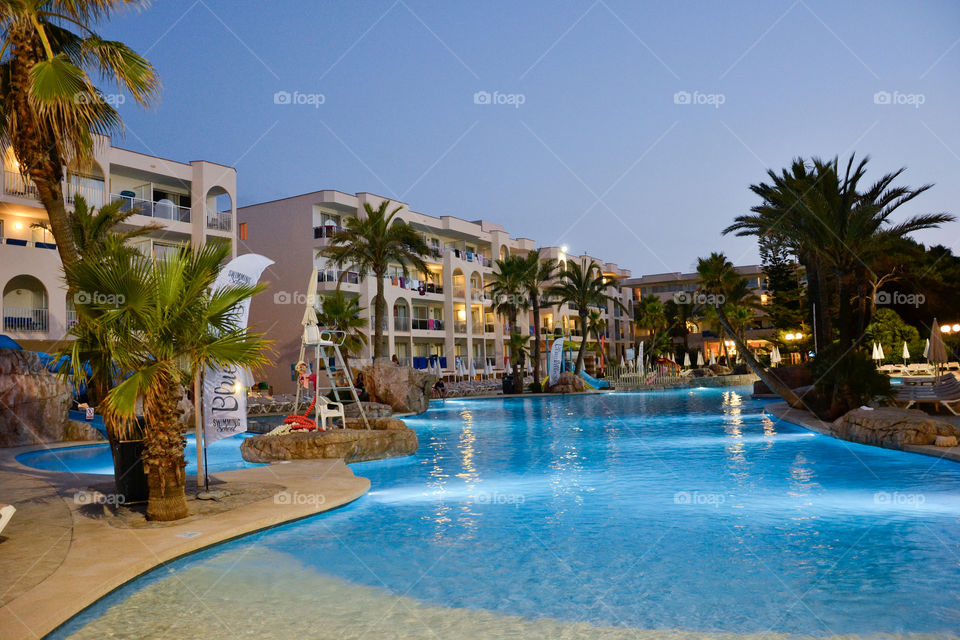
(53, 388, 960, 638)
(16, 432, 261, 476)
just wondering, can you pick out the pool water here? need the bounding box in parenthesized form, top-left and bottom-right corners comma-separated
(53, 389, 960, 639)
(16, 432, 261, 476)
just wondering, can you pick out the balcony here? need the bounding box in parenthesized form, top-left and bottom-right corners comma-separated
(454, 322, 467, 333)
(0, 237, 57, 250)
(472, 323, 483, 335)
(66, 309, 78, 330)
(65, 182, 105, 208)
(412, 318, 443, 331)
(112, 193, 191, 223)
(3, 170, 39, 199)
(313, 224, 343, 239)
(3, 307, 48, 333)
(393, 317, 410, 331)
(484, 323, 495, 333)
(318, 269, 360, 285)
(206, 209, 232, 231)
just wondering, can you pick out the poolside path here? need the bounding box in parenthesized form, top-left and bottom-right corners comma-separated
(0, 442, 369, 640)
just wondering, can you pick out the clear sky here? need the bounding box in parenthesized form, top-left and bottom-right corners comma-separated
(102, 0, 960, 276)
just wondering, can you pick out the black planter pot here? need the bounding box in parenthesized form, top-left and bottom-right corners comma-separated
(501, 374, 515, 395)
(109, 418, 148, 504)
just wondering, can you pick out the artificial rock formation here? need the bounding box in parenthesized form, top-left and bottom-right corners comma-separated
(359, 360, 435, 414)
(547, 371, 587, 394)
(240, 417, 417, 463)
(0, 349, 99, 447)
(831, 407, 960, 449)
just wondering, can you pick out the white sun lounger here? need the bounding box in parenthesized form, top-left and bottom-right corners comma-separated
(0, 504, 15, 535)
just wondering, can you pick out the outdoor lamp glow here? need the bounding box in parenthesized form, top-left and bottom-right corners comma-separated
(795, 332, 803, 340)
(953, 324, 960, 333)
(942, 325, 952, 334)
(561, 245, 568, 253)
(784, 333, 795, 340)
(13, 222, 22, 230)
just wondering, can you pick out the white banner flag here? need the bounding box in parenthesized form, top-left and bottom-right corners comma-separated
(202, 254, 274, 445)
(548, 338, 564, 386)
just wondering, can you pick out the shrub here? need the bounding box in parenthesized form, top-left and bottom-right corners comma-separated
(809, 344, 892, 419)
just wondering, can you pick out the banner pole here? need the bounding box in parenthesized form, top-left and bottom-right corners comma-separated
(194, 370, 204, 490)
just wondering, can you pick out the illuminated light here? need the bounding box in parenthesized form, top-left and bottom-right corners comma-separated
(560, 245, 568, 253)
(795, 332, 803, 340)
(234, 381, 243, 394)
(784, 333, 795, 341)
(942, 325, 952, 334)
(14, 222, 22, 230)
(954, 324, 960, 333)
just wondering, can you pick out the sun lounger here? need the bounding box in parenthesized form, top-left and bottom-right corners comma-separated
(895, 374, 960, 415)
(0, 503, 15, 535)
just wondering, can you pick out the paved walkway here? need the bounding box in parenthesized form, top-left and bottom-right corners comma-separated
(0, 442, 369, 640)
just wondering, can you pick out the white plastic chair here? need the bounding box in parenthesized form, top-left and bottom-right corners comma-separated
(0, 504, 15, 535)
(318, 398, 345, 430)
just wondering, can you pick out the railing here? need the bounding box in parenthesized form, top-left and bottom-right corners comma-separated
(66, 309, 78, 330)
(206, 209, 232, 231)
(3, 170, 39, 199)
(65, 182, 105, 208)
(393, 317, 410, 331)
(112, 193, 191, 223)
(412, 318, 444, 331)
(313, 224, 343, 239)
(0, 237, 57, 250)
(3, 307, 48, 332)
(453, 288, 466, 298)
(485, 323, 495, 333)
(454, 322, 467, 333)
(472, 322, 483, 335)
(318, 269, 360, 285)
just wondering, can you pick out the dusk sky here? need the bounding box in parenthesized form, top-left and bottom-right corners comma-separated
(103, 0, 960, 276)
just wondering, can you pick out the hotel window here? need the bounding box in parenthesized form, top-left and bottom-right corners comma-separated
(238, 222, 247, 240)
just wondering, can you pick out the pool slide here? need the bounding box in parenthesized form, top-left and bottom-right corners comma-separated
(577, 370, 610, 389)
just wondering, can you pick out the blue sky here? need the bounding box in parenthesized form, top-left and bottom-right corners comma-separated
(102, 0, 960, 276)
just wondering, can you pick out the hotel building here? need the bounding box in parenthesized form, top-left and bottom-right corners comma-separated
(0, 135, 238, 350)
(238, 191, 635, 393)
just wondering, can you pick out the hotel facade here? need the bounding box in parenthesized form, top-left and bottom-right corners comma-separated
(238, 191, 636, 393)
(0, 135, 238, 350)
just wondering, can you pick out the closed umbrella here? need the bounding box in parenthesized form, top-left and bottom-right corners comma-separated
(923, 338, 930, 360)
(638, 342, 644, 377)
(929, 319, 948, 377)
(902, 341, 910, 364)
(683, 352, 691, 368)
(770, 345, 782, 366)
(709, 352, 716, 366)
(484, 359, 492, 377)
(469, 359, 476, 379)
(871, 343, 880, 361)
(878, 343, 885, 361)
(696, 351, 704, 367)
(434, 359, 442, 379)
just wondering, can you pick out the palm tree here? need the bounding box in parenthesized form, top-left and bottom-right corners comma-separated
(633, 293, 667, 368)
(725, 155, 953, 351)
(324, 201, 429, 359)
(34, 194, 161, 255)
(550, 259, 621, 374)
(585, 308, 607, 371)
(696, 252, 803, 408)
(488, 254, 530, 392)
(317, 289, 368, 357)
(1, 1, 160, 269)
(80, 243, 269, 521)
(519, 250, 556, 390)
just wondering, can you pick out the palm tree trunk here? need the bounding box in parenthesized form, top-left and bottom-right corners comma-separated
(574, 310, 588, 374)
(33, 173, 80, 270)
(531, 297, 542, 390)
(373, 271, 387, 359)
(714, 304, 804, 409)
(143, 383, 188, 521)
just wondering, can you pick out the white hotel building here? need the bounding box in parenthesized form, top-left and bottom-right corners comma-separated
(239, 191, 635, 393)
(0, 135, 237, 350)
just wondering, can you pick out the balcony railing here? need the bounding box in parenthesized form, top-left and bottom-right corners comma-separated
(412, 318, 443, 331)
(393, 317, 410, 331)
(206, 209, 232, 231)
(3, 170, 39, 199)
(3, 307, 48, 332)
(472, 323, 483, 335)
(112, 193, 191, 222)
(66, 309, 78, 330)
(318, 269, 360, 285)
(453, 288, 466, 299)
(313, 224, 343, 239)
(454, 322, 467, 333)
(484, 323, 495, 333)
(65, 182, 105, 208)
(0, 237, 57, 250)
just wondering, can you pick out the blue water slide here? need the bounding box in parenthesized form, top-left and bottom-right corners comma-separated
(578, 369, 610, 389)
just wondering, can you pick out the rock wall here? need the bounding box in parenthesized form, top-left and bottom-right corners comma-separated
(547, 372, 586, 394)
(831, 407, 960, 449)
(240, 417, 417, 463)
(0, 349, 99, 447)
(359, 360, 435, 414)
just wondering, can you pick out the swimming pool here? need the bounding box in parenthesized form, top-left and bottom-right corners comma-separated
(16, 432, 261, 476)
(53, 388, 960, 639)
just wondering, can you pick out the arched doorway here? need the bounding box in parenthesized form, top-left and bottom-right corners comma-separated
(3, 275, 48, 332)
(205, 186, 233, 231)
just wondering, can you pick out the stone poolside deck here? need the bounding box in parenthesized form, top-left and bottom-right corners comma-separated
(0, 442, 369, 640)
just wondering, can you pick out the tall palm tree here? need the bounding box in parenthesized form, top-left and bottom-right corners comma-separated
(725, 155, 952, 351)
(324, 201, 429, 359)
(1, 1, 161, 270)
(697, 252, 803, 408)
(550, 259, 621, 374)
(633, 293, 666, 368)
(488, 254, 530, 392)
(317, 289, 368, 357)
(34, 194, 161, 255)
(77, 243, 269, 521)
(586, 308, 607, 371)
(519, 249, 556, 390)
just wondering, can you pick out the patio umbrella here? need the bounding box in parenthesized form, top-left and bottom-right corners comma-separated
(902, 341, 910, 364)
(484, 359, 492, 377)
(709, 352, 716, 366)
(638, 341, 644, 376)
(871, 343, 880, 361)
(696, 351, 704, 367)
(683, 352, 691, 368)
(923, 338, 930, 360)
(469, 359, 476, 379)
(929, 319, 948, 377)
(434, 359, 442, 379)
(770, 345, 781, 366)
(878, 343, 885, 361)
